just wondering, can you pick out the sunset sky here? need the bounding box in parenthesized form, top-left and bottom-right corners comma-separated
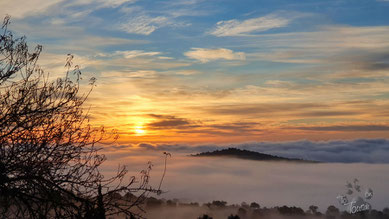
(2, 0, 389, 144)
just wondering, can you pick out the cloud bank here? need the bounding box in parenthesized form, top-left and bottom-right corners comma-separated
(125, 139, 389, 163)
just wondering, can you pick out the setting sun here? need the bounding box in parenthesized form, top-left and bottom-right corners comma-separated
(134, 126, 146, 135)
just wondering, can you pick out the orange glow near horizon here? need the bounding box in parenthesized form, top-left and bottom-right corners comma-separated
(134, 126, 146, 135)
(86, 92, 389, 144)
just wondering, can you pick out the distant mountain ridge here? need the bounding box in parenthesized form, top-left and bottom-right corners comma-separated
(190, 148, 317, 163)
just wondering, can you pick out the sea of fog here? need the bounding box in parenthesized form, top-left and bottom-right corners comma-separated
(101, 148, 389, 212)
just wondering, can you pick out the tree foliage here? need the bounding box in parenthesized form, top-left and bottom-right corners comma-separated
(0, 16, 160, 219)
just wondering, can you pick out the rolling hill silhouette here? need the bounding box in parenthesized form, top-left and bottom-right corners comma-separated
(191, 148, 317, 163)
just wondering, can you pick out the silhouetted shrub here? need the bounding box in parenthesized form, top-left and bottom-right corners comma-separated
(146, 197, 163, 208)
(212, 200, 227, 207)
(250, 202, 260, 209)
(277, 206, 305, 216)
(166, 199, 177, 207)
(228, 214, 240, 219)
(326, 205, 340, 219)
(198, 214, 213, 219)
(238, 207, 247, 218)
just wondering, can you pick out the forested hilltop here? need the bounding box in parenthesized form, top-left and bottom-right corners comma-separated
(191, 148, 317, 163)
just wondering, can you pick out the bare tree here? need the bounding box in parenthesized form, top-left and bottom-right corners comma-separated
(0, 16, 163, 219)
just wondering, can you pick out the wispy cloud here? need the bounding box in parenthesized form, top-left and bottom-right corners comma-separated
(0, 0, 64, 19)
(210, 13, 290, 37)
(287, 125, 389, 132)
(168, 0, 204, 6)
(0, 0, 136, 19)
(101, 70, 157, 79)
(119, 15, 170, 35)
(184, 48, 245, 63)
(117, 2, 195, 35)
(98, 50, 161, 59)
(241, 25, 389, 65)
(75, 0, 137, 8)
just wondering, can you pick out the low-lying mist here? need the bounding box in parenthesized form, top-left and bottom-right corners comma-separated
(101, 147, 389, 214)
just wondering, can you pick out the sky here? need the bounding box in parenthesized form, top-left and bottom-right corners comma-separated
(2, 0, 389, 210)
(1, 0, 389, 145)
